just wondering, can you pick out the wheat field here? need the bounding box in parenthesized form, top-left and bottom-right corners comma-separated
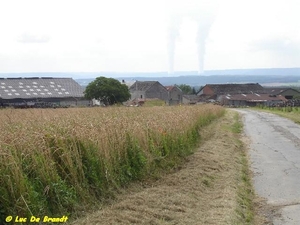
(0, 104, 224, 219)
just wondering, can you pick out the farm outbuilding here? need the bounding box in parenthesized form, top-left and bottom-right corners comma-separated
(218, 93, 287, 107)
(264, 87, 300, 100)
(129, 81, 168, 102)
(182, 95, 201, 104)
(197, 83, 266, 100)
(0, 77, 89, 107)
(165, 86, 183, 105)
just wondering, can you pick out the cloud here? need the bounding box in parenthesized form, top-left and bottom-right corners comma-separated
(250, 37, 300, 55)
(17, 33, 50, 43)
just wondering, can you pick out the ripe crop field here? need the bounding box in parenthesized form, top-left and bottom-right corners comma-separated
(0, 104, 224, 220)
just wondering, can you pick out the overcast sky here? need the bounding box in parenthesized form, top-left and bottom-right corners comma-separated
(0, 0, 299, 74)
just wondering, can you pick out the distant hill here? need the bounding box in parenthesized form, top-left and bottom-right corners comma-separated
(73, 67, 300, 78)
(76, 74, 300, 87)
(1, 68, 300, 87)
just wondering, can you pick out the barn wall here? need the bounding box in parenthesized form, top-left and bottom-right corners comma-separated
(168, 87, 182, 105)
(146, 83, 168, 101)
(130, 91, 146, 100)
(202, 86, 214, 95)
(0, 97, 89, 107)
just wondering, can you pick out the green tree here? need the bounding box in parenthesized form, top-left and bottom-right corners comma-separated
(192, 87, 197, 95)
(177, 84, 192, 94)
(84, 77, 130, 105)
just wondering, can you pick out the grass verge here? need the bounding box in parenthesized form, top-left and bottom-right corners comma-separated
(255, 106, 300, 123)
(224, 111, 255, 224)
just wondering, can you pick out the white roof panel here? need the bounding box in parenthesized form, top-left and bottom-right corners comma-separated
(0, 78, 84, 99)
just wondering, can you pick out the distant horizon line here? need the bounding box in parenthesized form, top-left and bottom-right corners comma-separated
(1, 67, 300, 75)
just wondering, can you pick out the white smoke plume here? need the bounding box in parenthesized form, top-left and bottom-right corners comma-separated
(166, 0, 219, 74)
(167, 14, 182, 74)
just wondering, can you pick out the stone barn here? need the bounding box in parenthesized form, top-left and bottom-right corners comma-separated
(129, 81, 168, 102)
(165, 86, 183, 105)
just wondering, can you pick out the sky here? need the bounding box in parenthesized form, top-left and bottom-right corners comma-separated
(0, 0, 299, 75)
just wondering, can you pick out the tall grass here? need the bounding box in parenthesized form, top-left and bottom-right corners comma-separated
(0, 105, 224, 219)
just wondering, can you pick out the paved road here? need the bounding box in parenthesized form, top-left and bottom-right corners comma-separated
(235, 109, 300, 225)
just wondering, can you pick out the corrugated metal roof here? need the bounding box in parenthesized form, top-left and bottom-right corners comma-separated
(0, 78, 84, 99)
(264, 87, 300, 95)
(202, 83, 266, 95)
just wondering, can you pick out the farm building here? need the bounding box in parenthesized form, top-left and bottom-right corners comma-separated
(129, 81, 168, 102)
(197, 83, 266, 100)
(165, 86, 183, 105)
(182, 95, 201, 104)
(0, 77, 89, 107)
(264, 87, 300, 99)
(218, 93, 287, 107)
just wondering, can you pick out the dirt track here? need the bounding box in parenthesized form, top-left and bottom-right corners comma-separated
(70, 110, 251, 225)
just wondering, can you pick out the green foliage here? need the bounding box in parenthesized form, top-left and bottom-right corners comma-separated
(84, 76, 130, 105)
(235, 150, 254, 224)
(143, 99, 165, 107)
(231, 113, 243, 133)
(176, 84, 193, 94)
(192, 87, 197, 94)
(255, 106, 300, 123)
